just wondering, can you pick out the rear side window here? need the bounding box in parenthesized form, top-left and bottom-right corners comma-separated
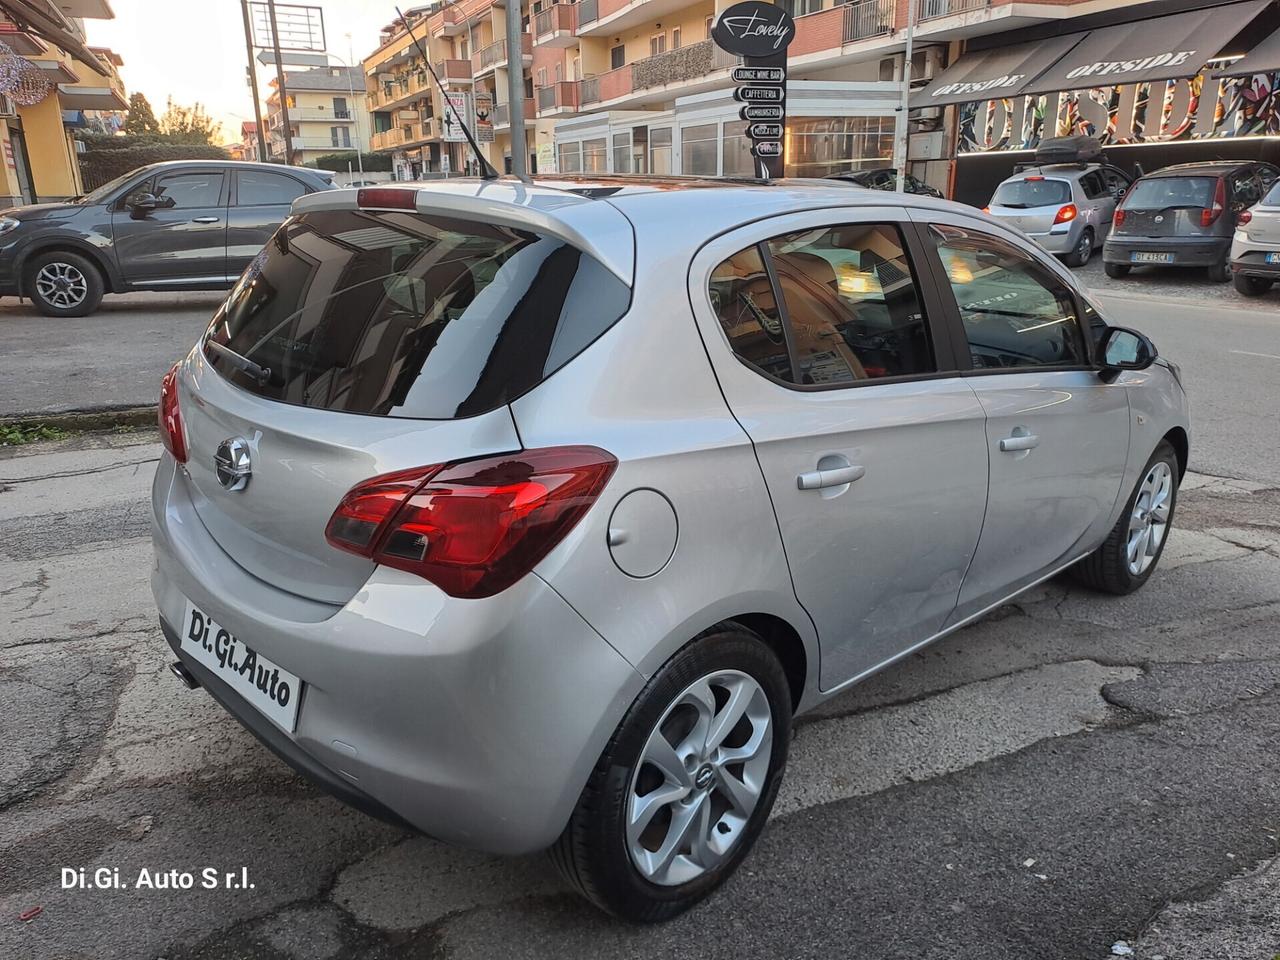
(709, 245, 792, 382)
(1266, 180, 1280, 205)
(992, 177, 1070, 208)
(204, 208, 631, 419)
(236, 170, 308, 206)
(1123, 177, 1214, 209)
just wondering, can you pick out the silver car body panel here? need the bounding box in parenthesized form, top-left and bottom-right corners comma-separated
(152, 178, 1190, 853)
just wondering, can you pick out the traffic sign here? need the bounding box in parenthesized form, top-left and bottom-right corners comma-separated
(752, 141, 782, 158)
(734, 85, 784, 103)
(740, 104, 784, 121)
(732, 66, 785, 84)
(749, 123, 783, 139)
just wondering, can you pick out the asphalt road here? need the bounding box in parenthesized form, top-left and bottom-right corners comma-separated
(2, 287, 1279, 960)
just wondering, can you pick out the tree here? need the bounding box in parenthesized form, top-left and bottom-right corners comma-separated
(123, 92, 159, 136)
(157, 97, 222, 145)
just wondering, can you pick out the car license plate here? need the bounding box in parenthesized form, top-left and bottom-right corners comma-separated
(1131, 252, 1174, 264)
(1267, 252, 1280, 265)
(179, 599, 302, 733)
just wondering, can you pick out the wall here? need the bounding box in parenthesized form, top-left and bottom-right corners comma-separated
(17, 95, 81, 201)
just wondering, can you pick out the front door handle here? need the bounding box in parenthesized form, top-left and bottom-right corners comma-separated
(192, 216, 221, 224)
(999, 434, 1040, 452)
(797, 464, 866, 490)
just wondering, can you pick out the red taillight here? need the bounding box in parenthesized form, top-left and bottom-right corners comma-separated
(158, 363, 187, 464)
(325, 446, 617, 599)
(356, 187, 418, 210)
(1201, 177, 1226, 227)
(1024, 175, 1045, 181)
(1053, 203, 1078, 225)
(1238, 208, 1253, 226)
(1113, 207, 1126, 228)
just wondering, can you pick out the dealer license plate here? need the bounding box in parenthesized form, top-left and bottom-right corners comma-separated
(179, 599, 302, 733)
(1266, 252, 1280, 264)
(1131, 252, 1174, 264)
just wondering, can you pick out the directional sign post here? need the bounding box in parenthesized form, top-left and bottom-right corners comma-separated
(711, 1, 795, 179)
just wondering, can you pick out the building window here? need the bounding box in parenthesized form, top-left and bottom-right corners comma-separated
(705, 15, 714, 38)
(332, 97, 348, 119)
(558, 141, 583, 173)
(681, 123, 718, 176)
(536, 67, 548, 87)
(785, 116, 895, 178)
(671, 26, 682, 49)
(795, 0, 823, 15)
(649, 127, 672, 174)
(572, 56, 581, 80)
(554, 63, 562, 82)
(582, 137, 608, 173)
(610, 44, 625, 69)
(722, 121, 755, 178)
(612, 131, 630, 173)
(649, 33, 666, 57)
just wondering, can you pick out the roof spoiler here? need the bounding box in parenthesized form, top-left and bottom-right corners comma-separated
(292, 183, 635, 285)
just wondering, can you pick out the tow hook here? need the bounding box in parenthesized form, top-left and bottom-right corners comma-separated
(169, 660, 200, 690)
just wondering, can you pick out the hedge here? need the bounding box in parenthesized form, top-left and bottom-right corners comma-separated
(79, 143, 229, 190)
(308, 151, 393, 173)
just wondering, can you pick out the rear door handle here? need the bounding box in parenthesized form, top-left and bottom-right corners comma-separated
(797, 464, 866, 490)
(192, 216, 221, 224)
(999, 434, 1040, 452)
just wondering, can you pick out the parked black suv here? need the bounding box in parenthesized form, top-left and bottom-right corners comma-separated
(1103, 160, 1279, 282)
(0, 160, 335, 317)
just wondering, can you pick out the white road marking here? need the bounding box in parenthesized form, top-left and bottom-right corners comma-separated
(1229, 349, 1280, 361)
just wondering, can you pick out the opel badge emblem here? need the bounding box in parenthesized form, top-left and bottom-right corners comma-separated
(1154, 214, 1164, 223)
(214, 437, 252, 492)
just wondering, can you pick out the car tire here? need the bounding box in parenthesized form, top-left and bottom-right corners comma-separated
(1233, 272, 1273, 296)
(550, 624, 792, 922)
(1071, 440, 1179, 596)
(1104, 262, 1130, 279)
(1064, 228, 1094, 268)
(25, 250, 105, 318)
(1207, 253, 1232, 283)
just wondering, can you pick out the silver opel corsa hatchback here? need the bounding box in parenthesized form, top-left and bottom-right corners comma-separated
(152, 177, 1190, 922)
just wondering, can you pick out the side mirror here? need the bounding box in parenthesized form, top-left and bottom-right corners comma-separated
(1098, 325, 1157, 372)
(128, 193, 173, 217)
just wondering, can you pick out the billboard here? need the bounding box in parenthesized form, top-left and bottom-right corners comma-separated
(249, 3, 326, 53)
(442, 92, 472, 143)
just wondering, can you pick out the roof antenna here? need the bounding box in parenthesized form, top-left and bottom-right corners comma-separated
(395, 5, 499, 181)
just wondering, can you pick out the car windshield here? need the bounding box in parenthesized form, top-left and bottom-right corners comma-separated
(1123, 176, 1215, 210)
(991, 178, 1071, 208)
(75, 169, 150, 205)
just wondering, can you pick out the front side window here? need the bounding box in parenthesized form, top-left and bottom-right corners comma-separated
(930, 224, 1088, 370)
(203, 209, 631, 419)
(154, 171, 224, 208)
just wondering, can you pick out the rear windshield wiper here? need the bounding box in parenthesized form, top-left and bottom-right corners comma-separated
(997, 202, 1030, 209)
(205, 339, 272, 386)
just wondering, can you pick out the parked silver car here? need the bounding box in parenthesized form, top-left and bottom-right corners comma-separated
(986, 163, 1131, 267)
(1230, 177, 1280, 296)
(151, 178, 1190, 922)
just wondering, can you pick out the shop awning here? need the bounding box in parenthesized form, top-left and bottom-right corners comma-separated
(0, 0, 103, 73)
(1025, 0, 1270, 93)
(1213, 26, 1280, 78)
(909, 32, 1088, 108)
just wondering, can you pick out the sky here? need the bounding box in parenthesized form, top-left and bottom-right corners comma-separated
(85, 0, 400, 143)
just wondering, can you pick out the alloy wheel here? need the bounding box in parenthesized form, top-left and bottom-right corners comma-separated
(34, 261, 88, 309)
(1077, 231, 1092, 265)
(626, 669, 773, 886)
(1127, 460, 1173, 576)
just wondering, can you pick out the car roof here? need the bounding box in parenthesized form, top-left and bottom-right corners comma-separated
(141, 159, 327, 178)
(1141, 161, 1266, 178)
(1005, 164, 1098, 180)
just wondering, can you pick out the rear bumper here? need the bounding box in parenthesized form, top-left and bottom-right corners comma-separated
(1230, 237, 1280, 278)
(1103, 235, 1229, 267)
(1025, 226, 1080, 256)
(150, 455, 645, 855)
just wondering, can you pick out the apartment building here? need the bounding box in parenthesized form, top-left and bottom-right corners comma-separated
(0, 0, 125, 204)
(265, 66, 370, 167)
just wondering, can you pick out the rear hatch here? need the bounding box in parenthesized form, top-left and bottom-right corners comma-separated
(1115, 176, 1217, 238)
(988, 176, 1072, 235)
(1243, 197, 1280, 244)
(176, 199, 632, 605)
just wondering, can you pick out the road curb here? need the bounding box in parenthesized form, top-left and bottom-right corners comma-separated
(0, 405, 156, 432)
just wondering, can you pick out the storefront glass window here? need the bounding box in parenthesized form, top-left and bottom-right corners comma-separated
(583, 138, 608, 173)
(682, 123, 719, 176)
(785, 116, 894, 178)
(650, 128, 673, 174)
(558, 141, 582, 173)
(722, 120, 755, 178)
(612, 132, 631, 174)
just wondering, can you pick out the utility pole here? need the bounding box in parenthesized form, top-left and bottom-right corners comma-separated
(239, 0, 268, 161)
(346, 35, 364, 175)
(266, 0, 295, 164)
(895, 0, 916, 192)
(504, 0, 527, 178)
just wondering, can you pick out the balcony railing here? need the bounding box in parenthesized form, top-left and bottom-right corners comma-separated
(536, 80, 580, 112)
(578, 62, 634, 105)
(492, 100, 536, 127)
(371, 128, 407, 151)
(534, 2, 577, 38)
(630, 39, 739, 94)
(434, 59, 472, 82)
(917, 0, 989, 21)
(844, 0, 893, 41)
(578, 0, 598, 26)
(472, 34, 532, 73)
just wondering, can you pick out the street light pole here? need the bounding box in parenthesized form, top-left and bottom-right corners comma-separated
(327, 44, 364, 176)
(504, 0, 527, 178)
(266, 0, 295, 164)
(895, 0, 916, 192)
(239, 0, 268, 161)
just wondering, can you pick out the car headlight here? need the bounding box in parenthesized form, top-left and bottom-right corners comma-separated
(0, 217, 20, 236)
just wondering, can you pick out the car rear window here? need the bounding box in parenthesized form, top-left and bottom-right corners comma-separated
(203, 208, 631, 419)
(1123, 176, 1215, 210)
(991, 178, 1070, 208)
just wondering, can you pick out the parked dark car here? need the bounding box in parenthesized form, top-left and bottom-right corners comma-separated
(826, 168, 944, 197)
(1103, 160, 1279, 282)
(0, 160, 335, 317)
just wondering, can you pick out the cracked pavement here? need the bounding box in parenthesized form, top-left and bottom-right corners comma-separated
(3, 295, 1280, 959)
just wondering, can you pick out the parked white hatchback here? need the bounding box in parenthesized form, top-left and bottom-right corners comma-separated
(152, 176, 1190, 922)
(1231, 178, 1280, 296)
